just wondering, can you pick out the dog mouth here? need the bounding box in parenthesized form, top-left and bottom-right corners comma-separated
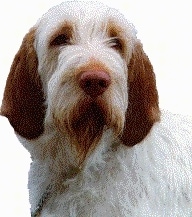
(72, 99, 106, 129)
(53, 94, 123, 158)
(71, 97, 107, 134)
(67, 97, 108, 155)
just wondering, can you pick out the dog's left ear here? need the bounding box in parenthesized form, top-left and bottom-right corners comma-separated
(120, 41, 160, 146)
(0, 28, 45, 139)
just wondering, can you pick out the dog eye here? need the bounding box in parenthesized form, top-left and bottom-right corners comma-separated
(110, 38, 123, 52)
(50, 34, 70, 46)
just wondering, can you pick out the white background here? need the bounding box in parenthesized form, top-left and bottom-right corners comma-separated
(0, 0, 192, 216)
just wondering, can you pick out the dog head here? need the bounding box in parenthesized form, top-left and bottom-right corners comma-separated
(1, 1, 160, 156)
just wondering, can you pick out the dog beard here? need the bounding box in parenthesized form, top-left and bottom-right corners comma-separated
(72, 100, 105, 153)
(52, 97, 106, 156)
(53, 96, 124, 159)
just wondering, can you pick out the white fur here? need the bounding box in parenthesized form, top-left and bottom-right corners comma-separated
(16, 1, 192, 216)
(19, 111, 192, 216)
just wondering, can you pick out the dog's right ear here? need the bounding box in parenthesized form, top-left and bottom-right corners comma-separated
(0, 28, 45, 140)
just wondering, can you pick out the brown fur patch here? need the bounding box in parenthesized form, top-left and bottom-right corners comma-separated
(53, 96, 107, 160)
(0, 28, 45, 139)
(107, 21, 126, 56)
(49, 22, 74, 47)
(120, 41, 160, 146)
(72, 100, 105, 153)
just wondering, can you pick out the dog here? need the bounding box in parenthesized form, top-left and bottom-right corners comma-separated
(1, 1, 192, 216)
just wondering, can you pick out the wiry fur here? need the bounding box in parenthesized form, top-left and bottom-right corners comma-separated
(1, 1, 192, 216)
(18, 111, 192, 216)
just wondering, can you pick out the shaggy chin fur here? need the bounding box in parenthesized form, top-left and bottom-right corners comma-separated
(1, 1, 192, 216)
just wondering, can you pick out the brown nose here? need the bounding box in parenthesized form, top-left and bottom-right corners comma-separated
(79, 71, 111, 98)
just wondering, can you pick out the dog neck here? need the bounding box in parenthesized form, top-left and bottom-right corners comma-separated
(18, 126, 115, 214)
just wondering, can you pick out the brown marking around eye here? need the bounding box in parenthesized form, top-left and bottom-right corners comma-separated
(49, 22, 73, 47)
(107, 21, 126, 55)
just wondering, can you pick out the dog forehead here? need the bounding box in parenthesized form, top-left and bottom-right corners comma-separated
(39, 1, 117, 24)
(34, 1, 137, 63)
(35, 1, 131, 39)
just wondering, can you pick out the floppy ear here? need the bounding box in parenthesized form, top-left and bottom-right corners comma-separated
(0, 28, 45, 139)
(120, 41, 160, 146)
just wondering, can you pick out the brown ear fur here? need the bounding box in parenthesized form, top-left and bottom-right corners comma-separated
(0, 28, 45, 139)
(120, 41, 160, 146)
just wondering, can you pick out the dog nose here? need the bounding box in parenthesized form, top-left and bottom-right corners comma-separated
(79, 71, 111, 97)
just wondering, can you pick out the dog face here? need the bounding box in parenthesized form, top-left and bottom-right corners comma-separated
(1, 1, 160, 157)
